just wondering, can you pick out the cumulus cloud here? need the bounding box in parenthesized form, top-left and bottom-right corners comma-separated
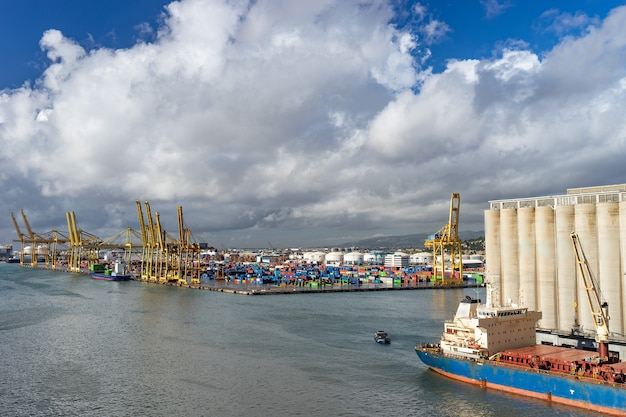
(1, 0, 626, 248)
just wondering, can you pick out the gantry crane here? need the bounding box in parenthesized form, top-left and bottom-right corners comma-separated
(20, 209, 41, 267)
(65, 211, 102, 273)
(424, 193, 462, 286)
(136, 201, 203, 284)
(176, 205, 202, 285)
(19, 210, 70, 269)
(570, 232, 610, 360)
(136, 201, 173, 282)
(98, 227, 144, 263)
(136, 200, 150, 280)
(9, 210, 66, 268)
(103, 229, 142, 261)
(154, 209, 183, 283)
(142, 201, 160, 281)
(10, 212, 26, 265)
(34, 228, 70, 269)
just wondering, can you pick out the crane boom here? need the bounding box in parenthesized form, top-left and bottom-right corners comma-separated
(570, 232, 610, 359)
(20, 209, 36, 240)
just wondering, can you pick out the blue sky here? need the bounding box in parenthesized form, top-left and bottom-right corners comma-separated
(1, 0, 625, 248)
(3, 1, 621, 88)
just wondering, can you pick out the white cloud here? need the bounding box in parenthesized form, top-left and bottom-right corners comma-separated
(539, 9, 600, 36)
(1, 1, 626, 247)
(480, 0, 512, 19)
(420, 19, 450, 44)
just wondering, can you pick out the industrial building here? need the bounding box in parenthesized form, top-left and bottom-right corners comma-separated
(485, 183, 626, 347)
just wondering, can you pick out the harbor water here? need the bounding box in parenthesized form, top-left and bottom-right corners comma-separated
(0, 263, 598, 416)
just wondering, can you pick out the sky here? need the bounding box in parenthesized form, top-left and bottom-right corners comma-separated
(1, 0, 626, 249)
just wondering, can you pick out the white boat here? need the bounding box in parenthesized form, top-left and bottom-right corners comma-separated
(374, 330, 390, 344)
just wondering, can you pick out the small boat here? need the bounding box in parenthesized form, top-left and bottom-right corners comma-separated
(89, 261, 133, 281)
(374, 330, 390, 344)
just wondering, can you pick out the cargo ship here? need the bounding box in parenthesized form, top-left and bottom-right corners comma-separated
(416, 234, 626, 416)
(89, 261, 133, 281)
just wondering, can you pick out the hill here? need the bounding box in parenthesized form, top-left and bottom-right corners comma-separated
(336, 230, 484, 250)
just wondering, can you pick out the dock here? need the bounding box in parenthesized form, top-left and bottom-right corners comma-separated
(144, 278, 480, 295)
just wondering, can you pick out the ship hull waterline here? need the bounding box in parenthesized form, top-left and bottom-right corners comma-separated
(90, 272, 133, 281)
(416, 348, 626, 417)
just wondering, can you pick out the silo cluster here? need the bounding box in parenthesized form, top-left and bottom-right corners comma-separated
(485, 184, 626, 341)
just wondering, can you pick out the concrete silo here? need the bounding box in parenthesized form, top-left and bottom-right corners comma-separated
(486, 184, 626, 346)
(535, 206, 556, 330)
(555, 203, 576, 331)
(500, 208, 519, 306)
(517, 207, 536, 311)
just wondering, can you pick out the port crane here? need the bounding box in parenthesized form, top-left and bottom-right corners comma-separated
(136, 200, 152, 280)
(176, 205, 202, 285)
(20, 209, 41, 267)
(10, 211, 26, 265)
(424, 193, 462, 286)
(98, 227, 144, 263)
(136, 201, 202, 284)
(570, 232, 610, 360)
(65, 211, 102, 273)
(10, 210, 70, 268)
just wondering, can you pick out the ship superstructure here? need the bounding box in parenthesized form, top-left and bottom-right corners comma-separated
(439, 296, 542, 359)
(416, 290, 626, 416)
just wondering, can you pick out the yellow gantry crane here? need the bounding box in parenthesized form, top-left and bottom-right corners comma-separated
(65, 211, 102, 273)
(135, 201, 203, 285)
(9, 210, 68, 268)
(136, 200, 151, 280)
(66, 211, 82, 272)
(424, 193, 462, 286)
(10, 212, 26, 265)
(37, 229, 70, 270)
(20, 209, 40, 267)
(177, 205, 202, 285)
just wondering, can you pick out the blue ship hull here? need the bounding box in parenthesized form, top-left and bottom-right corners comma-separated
(90, 272, 133, 281)
(416, 347, 626, 416)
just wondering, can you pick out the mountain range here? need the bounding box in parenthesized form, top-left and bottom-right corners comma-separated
(336, 230, 485, 250)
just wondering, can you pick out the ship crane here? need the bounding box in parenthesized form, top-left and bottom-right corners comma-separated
(424, 193, 462, 286)
(570, 232, 610, 360)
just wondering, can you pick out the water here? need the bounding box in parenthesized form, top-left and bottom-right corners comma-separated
(0, 263, 597, 416)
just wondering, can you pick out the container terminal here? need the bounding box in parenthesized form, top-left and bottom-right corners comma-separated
(6, 198, 484, 294)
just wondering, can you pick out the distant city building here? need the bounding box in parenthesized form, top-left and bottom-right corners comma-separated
(0, 244, 12, 259)
(364, 251, 384, 265)
(384, 252, 409, 268)
(410, 252, 433, 265)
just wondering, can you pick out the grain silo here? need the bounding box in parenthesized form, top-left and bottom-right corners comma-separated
(485, 184, 626, 347)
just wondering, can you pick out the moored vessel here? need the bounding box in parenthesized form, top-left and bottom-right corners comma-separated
(415, 233, 626, 416)
(415, 233, 626, 415)
(415, 296, 626, 415)
(89, 260, 133, 281)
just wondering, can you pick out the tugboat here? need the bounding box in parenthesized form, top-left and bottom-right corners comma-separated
(374, 330, 390, 344)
